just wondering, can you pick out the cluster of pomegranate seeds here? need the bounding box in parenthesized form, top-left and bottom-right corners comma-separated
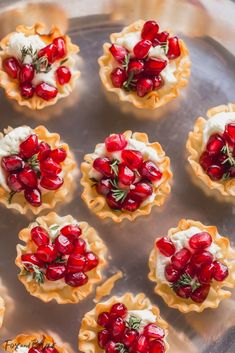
(92, 133, 162, 212)
(109, 20, 181, 97)
(29, 344, 59, 353)
(97, 302, 166, 353)
(1, 133, 67, 207)
(3, 36, 72, 100)
(199, 123, 235, 181)
(21, 223, 99, 287)
(156, 231, 229, 303)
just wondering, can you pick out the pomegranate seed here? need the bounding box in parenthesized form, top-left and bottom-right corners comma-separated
(35, 82, 58, 100)
(109, 44, 128, 63)
(141, 21, 159, 41)
(184, 262, 196, 278)
(60, 224, 82, 238)
(139, 161, 162, 182)
(133, 40, 152, 59)
(118, 164, 135, 185)
(42, 348, 58, 353)
(144, 324, 165, 339)
(84, 251, 99, 271)
(19, 167, 38, 188)
(144, 58, 167, 75)
(156, 237, 176, 257)
(56, 66, 71, 85)
(128, 59, 144, 74)
(24, 188, 41, 207)
(19, 134, 39, 158)
(175, 285, 192, 298)
(213, 261, 229, 281)
(1, 155, 23, 172)
(131, 182, 153, 201)
(97, 311, 110, 328)
(110, 302, 127, 318)
(36, 244, 57, 263)
(229, 166, 235, 177)
(152, 75, 164, 90)
(207, 165, 224, 181)
(110, 68, 127, 88)
(189, 232, 212, 250)
(96, 178, 113, 196)
(171, 248, 191, 270)
(65, 271, 88, 287)
(122, 193, 141, 212)
(105, 134, 127, 152)
(121, 149, 143, 169)
(53, 37, 67, 59)
(224, 123, 235, 144)
(199, 151, 213, 171)
(7, 173, 24, 192)
(21, 253, 44, 269)
(67, 253, 86, 273)
(73, 238, 86, 254)
(45, 264, 66, 281)
(123, 328, 139, 347)
(106, 192, 122, 210)
(93, 158, 113, 177)
(110, 317, 125, 339)
(136, 77, 154, 97)
(49, 148, 67, 163)
(3, 57, 20, 78)
(149, 339, 165, 353)
(167, 36, 181, 59)
(165, 264, 180, 282)
(198, 262, 215, 284)
(153, 31, 169, 46)
(206, 134, 225, 155)
(105, 341, 116, 353)
(190, 284, 210, 303)
(98, 329, 110, 349)
(19, 64, 34, 83)
(54, 234, 74, 255)
(191, 250, 213, 268)
(31, 226, 49, 246)
(29, 348, 43, 353)
(37, 43, 57, 63)
(37, 142, 51, 161)
(40, 175, 64, 190)
(40, 157, 62, 176)
(133, 334, 149, 353)
(20, 82, 34, 98)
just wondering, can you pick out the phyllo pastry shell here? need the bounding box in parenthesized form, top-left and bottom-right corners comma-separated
(0, 294, 5, 328)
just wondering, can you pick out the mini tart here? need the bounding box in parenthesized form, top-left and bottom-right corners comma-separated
(2, 333, 69, 353)
(0, 22, 80, 110)
(16, 212, 107, 304)
(98, 20, 190, 110)
(81, 131, 172, 222)
(149, 219, 235, 313)
(0, 125, 77, 214)
(78, 292, 169, 353)
(187, 103, 235, 196)
(0, 294, 5, 328)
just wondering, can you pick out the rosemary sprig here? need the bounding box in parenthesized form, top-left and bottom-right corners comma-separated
(60, 58, 69, 66)
(21, 45, 51, 74)
(122, 54, 130, 70)
(8, 191, 16, 204)
(221, 143, 235, 167)
(115, 343, 127, 353)
(28, 154, 40, 171)
(23, 263, 45, 284)
(171, 273, 200, 292)
(110, 159, 119, 176)
(49, 224, 60, 231)
(125, 315, 142, 330)
(222, 172, 231, 181)
(159, 42, 169, 55)
(111, 188, 127, 202)
(55, 256, 66, 263)
(123, 71, 135, 91)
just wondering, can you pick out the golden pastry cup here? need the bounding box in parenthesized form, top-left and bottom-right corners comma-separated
(16, 212, 107, 304)
(0, 125, 77, 215)
(186, 103, 235, 196)
(0, 294, 5, 329)
(78, 292, 169, 353)
(81, 130, 172, 222)
(0, 22, 80, 110)
(149, 218, 235, 313)
(98, 20, 191, 110)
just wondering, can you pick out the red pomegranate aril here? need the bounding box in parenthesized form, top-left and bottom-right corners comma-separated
(20, 82, 34, 98)
(121, 149, 143, 170)
(123, 328, 139, 347)
(109, 44, 128, 63)
(61, 224, 82, 238)
(156, 237, 176, 257)
(190, 284, 210, 303)
(31, 226, 49, 246)
(56, 66, 71, 85)
(35, 82, 58, 100)
(65, 271, 88, 287)
(127, 59, 144, 74)
(45, 263, 66, 281)
(171, 248, 191, 270)
(149, 339, 165, 353)
(213, 261, 229, 281)
(206, 134, 225, 155)
(199, 151, 214, 171)
(3, 57, 20, 78)
(167, 36, 181, 59)
(152, 75, 164, 90)
(198, 262, 215, 284)
(144, 58, 167, 75)
(136, 77, 154, 97)
(37, 43, 57, 63)
(93, 158, 113, 177)
(7, 173, 24, 192)
(98, 329, 110, 349)
(40, 175, 64, 190)
(67, 253, 86, 273)
(29, 348, 43, 353)
(49, 148, 67, 163)
(110, 317, 125, 339)
(106, 192, 122, 210)
(189, 232, 212, 250)
(21, 253, 44, 268)
(153, 31, 169, 47)
(110, 68, 127, 88)
(131, 182, 153, 201)
(143, 324, 165, 339)
(110, 302, 127, 318)
(97, 311, 111, 328)
(1, 155, 23, 172)
(122, 194, 140, 212)
(184, 262, 196, 278)
(40, 157, 62, 176)
(105, 341, 116, 353)
(19, 134, 39, 158)
(96, 178, 112, 196)
(105, 134, 127, 152)
(191, 250, 213, 268)
(165, 264, 180, 282)
(140, 160, 162, 182)
(207, 164, 224, 181)
(224, 123, 235, 144)
(36, 244, 57, 263)
(118, 164, 135, 185)
(133, 39, 152, 59)
(141, 20, 159, 41)
(19, 64, 34, 83)
(42, 348, 58, 353)
(175, 285, 192, 298)
(84, 251, 99, 271)
(53, 37, 67, 59)
(73, 238, 86, 254)
(133, 334, 149, 353)
(19, 167, 38, 188)
(54, 234, 74, 255)
(38, 142, 51, 161)
(24, 188, 41, 207)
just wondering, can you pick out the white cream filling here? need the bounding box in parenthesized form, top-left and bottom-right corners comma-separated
(156, 226, 223, 283)
(126, 309, 157, 330)
(202, 112, 235, 146)
(13, 346, 29, 353)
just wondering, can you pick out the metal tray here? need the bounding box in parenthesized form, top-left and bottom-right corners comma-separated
(0, 1, 235, 352)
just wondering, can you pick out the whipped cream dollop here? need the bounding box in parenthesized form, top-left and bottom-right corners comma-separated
(126, 309, 157, 330)
(202, 112, 235, 146)
(156, 226, 223, 283)
(13, 347, 29, 353)
(115, 31, 177, 84)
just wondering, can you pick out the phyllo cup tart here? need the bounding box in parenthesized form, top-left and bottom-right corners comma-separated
(149, 219, 235, 313)
(187, 103, 235, 196)
(16, 212, 107, 304)
(0, 294, 5, 328)
(79, 292, 169, 353)
(81, 131, 172, 222)
(98, 19, 190, 110)
(0, 125, 77, 214)
(0, 22, 80, 110)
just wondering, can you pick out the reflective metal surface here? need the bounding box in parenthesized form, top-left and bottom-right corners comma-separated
(0, 1, 235, 353)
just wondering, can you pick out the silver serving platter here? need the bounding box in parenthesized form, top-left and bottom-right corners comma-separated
(0, 1, 235, 352)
